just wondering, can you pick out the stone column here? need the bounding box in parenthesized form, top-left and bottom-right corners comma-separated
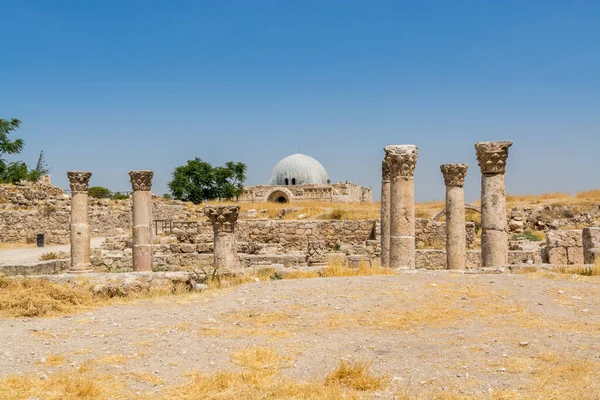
(129, 170, 154, 272)
(440, 164, 468, 270)
(204, 205, 240, 268)
(475, 141, 513, 267)
(386, 145, 418, 269)
(380, 155, 392, 267)
(67, 171, 92, 273)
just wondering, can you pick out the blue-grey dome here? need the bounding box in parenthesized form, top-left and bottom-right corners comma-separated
(267, 153, 330, 186)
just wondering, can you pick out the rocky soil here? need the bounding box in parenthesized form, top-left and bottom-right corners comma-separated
(1, 272, 599, 398)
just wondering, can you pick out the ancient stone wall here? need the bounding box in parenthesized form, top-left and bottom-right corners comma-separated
(0, 183, 201, 244)
(545, 230, 584, 265)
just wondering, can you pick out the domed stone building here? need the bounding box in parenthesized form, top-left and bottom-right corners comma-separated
(239, 153, 372, 203)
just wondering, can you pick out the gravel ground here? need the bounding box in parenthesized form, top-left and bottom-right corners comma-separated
(0, 237, 105, 266)
(1, 271, 599, 398)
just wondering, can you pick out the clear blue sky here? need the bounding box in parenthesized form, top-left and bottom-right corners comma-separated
(1, 0, 598, 201)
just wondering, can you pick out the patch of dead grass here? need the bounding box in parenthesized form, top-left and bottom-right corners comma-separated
(0, 372, 129, 400)
(38, 353, 66, 366)
(164, 346, 385, 399)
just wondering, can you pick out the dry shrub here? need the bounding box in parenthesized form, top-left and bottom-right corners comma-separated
(40, 353, 66, 366)
(324, 360, 384, 391)
(39, 252, 60, 261)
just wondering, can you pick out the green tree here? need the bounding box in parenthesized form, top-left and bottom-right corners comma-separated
(35, 150, 49, 175)
(88, 186, 112, 199)
(168, 158, 247, 204)
(0, 118, 41, 183)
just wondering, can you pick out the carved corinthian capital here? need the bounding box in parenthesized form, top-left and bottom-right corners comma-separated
(475, 141, 513, 174)
(440, 164, 468, 187)
(129, 170, 154, 191)
(67, 171, 92, 192)
(382, 156, 391, 181)
(204, 205, 240, 233)
(306, 240, 327, 265)
(384, 145, 418, 179)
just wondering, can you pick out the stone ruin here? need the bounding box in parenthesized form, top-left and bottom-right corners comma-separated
(2, 140, 600, 288)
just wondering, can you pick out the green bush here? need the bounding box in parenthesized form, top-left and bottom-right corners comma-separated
(111, 192, 129, 200)
(88, 186, 111, 199)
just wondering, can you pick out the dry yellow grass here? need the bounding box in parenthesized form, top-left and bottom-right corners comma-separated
(321, 259, 395, 278)
(550, 264, 600, 276)
(283, 258, 396, 280)
(0, 275, 195, 318)
(164, 346, 385, 399)
(39, 353, 66, 366)
(0, 373, 128, 400)
(324, 360, 385, 391)
(0, 275, 93, 317)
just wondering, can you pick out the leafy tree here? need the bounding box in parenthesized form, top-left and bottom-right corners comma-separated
(168, 158, 247, 204)
(88, 186, 112, 199)
(35, 151, 49, 175)
(0, 118, 40, 183)
(111, 192, 130, 200)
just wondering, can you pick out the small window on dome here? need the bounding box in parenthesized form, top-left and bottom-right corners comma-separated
(285, 178, 289, 185)
(327, 179, 331, 184)
(291, 178, 296, 185)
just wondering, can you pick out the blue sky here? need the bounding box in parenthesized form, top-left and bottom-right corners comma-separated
(1, 0, 598, 201)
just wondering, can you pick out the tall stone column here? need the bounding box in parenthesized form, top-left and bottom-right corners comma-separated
(204, 205, 240, 268)
(440, 164, 468, 270)
(129, 170, 154, 272)
(67, 171, 92, 273)
(475, 141, 513, 267)
(386, 145, 418, 269)
(380, 155, 392, 267)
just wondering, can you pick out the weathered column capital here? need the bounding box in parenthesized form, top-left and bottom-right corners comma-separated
(382, 157, 392, 181)
(440, 164, 468, 187)
(67, 171, 92, 193)
(306, 240, 327, 265)
(129, 170, 154, 191)
(204, 205, 240, 233)
(475, 141, 513, 174)
(384, 145, 418, 179)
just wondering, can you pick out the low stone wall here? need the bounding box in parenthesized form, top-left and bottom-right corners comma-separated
(545, 230, 584, 265)
(0, 259, 70, 276)
(171, 219, 476, 251)
(0, 182, 201, 244)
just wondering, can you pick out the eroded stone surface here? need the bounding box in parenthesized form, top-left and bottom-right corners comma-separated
(441, 164, 468, 270)
(67, 171, 92, 273)
(475, 141, 513, 174)
(204, 205, 241, 268)
(385, 145, 418, 269)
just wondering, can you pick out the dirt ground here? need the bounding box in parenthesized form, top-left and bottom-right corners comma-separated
(1, 271, 599, 398)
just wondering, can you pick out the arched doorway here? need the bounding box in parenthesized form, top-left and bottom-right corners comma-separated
(267, 189, 291, 203)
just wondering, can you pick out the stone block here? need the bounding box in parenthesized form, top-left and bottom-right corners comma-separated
(583, 227, 600, 264)
(180, 243, 196, 253)
(566, 246, 584, 265)
(548, 247, 567, 265)
(546, 230, 582, 248)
